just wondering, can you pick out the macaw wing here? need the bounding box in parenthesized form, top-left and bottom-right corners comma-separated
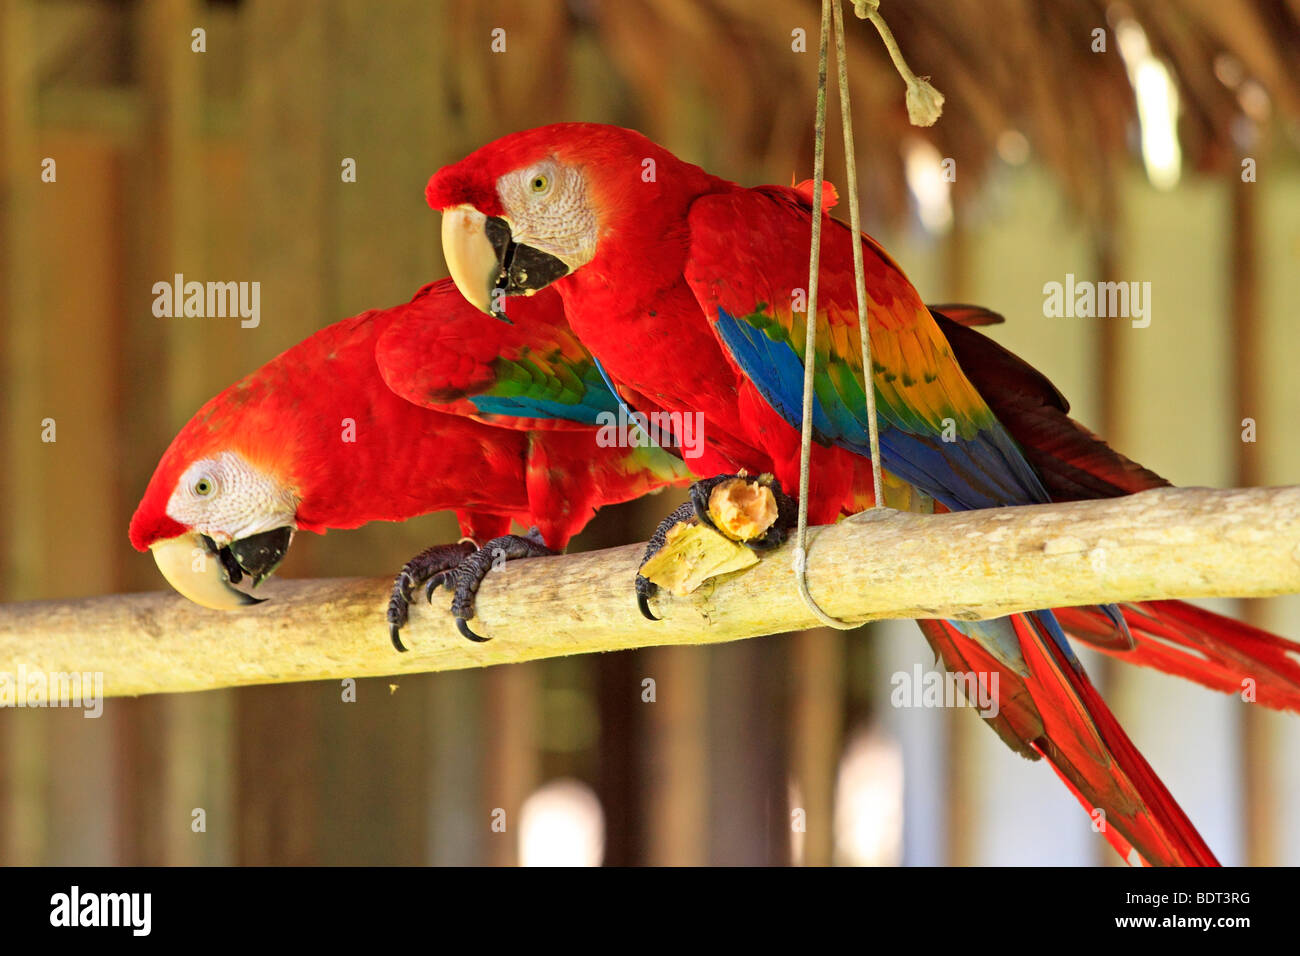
(374, 280, 620, 430)
(926, 303, 1005, 328)
(684, 185, 1048, 513)
(683, 187, 1141, 673)
(935, 313, 1170, 501)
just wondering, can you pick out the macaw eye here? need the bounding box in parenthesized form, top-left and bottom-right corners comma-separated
(193, 477, 214, 496)
(530, 174, 550, 194)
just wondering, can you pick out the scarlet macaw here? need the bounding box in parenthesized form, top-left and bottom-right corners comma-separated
(128, 278, 692, 649)
(128, 247, 1300, 862)
(130, 275, 1300, 708)
(423, 123, 1282, 865)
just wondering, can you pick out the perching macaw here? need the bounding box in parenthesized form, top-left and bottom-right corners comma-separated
(129, 269, 1300, 707)
(424, 122, 1267, 866)
(129, 278, 691, 649)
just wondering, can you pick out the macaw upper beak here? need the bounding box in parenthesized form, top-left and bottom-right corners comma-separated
(150, 527, 294, 610)
(441, 204, 571, 321)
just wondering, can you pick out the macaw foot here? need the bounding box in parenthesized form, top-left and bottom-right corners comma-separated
(636, 473, 797, 621)
(427, 527, 556, 643)
(388, 540, 479, 651)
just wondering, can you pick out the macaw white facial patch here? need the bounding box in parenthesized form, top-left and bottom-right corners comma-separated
(497, 160, 599, 271)
(166, 451, 298, 543)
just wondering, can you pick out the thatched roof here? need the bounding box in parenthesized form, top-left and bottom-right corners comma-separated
(28, 0, 1300, 227)
(574, 0, 1300, 224)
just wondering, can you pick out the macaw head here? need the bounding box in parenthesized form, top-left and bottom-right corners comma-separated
(426, 123, 721, 318)
(129, 380, 301, 610)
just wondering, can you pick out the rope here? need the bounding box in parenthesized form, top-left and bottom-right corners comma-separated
(792, 0, 854, 630)
(833, 0, 885, 511)
(792, 1, 939, 629)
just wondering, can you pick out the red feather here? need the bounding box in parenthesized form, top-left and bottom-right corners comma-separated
(941, 313, 1300, 711)
(131, 281, 688, 553)
(921, 617, 1219, 866)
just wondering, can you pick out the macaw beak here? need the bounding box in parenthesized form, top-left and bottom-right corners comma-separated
(440, 204, 571, 322)
(150, 527, 294, 610)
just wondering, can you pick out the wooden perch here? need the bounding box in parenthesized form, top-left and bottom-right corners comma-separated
(1, 486, 1298, 699)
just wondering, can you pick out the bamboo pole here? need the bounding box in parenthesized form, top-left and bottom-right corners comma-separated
(1, 486, 1298, 699)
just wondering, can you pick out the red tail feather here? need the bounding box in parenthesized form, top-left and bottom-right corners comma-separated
(940, 312, 1300, 710)
(919, 616, 1220, 866)
(1058, 601, 1300, 713)
(1014, 614, 1219, 866)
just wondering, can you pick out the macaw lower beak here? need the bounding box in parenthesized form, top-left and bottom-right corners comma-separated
(150, 527, 294, 610)
(440, 204, 570, 321)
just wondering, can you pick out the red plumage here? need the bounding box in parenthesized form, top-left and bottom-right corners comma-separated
(130, 280, 687, 556)
(918, 618, 1219, 866)
(942, 311, 1300, 710)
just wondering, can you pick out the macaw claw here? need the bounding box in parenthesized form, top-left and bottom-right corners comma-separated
(387, 540, 478, 651)
(636, 581, 660, 622)
(636, 473, 798, 621)
(456, 617, 491, 643)
(425, 528, 555, 643)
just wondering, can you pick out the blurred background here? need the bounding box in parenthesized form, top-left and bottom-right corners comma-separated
(1, 0, 1298, 865)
